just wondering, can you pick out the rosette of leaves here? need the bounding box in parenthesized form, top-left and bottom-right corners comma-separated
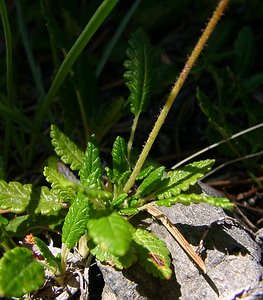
(47, 125, 232, 281)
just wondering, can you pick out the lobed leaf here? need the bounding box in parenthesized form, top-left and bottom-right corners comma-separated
(155, 193, 234, 210)
(79, 135, 102, 190)
(0, 180, 31, 213)
(44, 166, 77, 203)
(124, 28, 157, 116)
(62, 192, 91, 249)
(133, 228, 172, 279)
(137, 166, 166, 197)
(87, 212, 134, 257)
(34, 186, 64, 215)
(157, 160, 215, 199)
(0, 247, 45, 297)
(50, 124, 85, 171)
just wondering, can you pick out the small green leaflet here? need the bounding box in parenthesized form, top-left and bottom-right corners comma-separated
(33, 237, 61, 274)
(50, 124, 85, 171)
(124, 28, 157, 116)
(0, 247, 45, 297)
(87, 212, 134, 257)
(157, 160, 215, 199)
(88, 241, 137, 269)
(155, 193, 234, 210)
(136, 166, 166, 197)
(62, 192, 91, 249)
(112, 136, 130, 180)
(44, 166, 77, 203)
(79, 135, 102, 190)
(133, 228, 172, 280)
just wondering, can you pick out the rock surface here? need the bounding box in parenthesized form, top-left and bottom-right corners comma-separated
(98, 203, 263, 300)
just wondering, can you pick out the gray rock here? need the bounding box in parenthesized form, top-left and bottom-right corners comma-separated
(98, 203, 263, 300)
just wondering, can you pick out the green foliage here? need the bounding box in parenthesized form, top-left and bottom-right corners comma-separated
(0, 126, 233, 295)
(89, 242, 137, 269)
(133, 228, 172, 279)
(0, 247, 45, 297)
(33, 237, 61, 274)
(197, 24, 263, 157)
(79, 135, 102, 189)
(124, 28, 157, 116)
(0, 3, 243, 296)
(112, 136, 130, 181)
(0, 181, 63, 215)
(50, 124, 85, 171)
(87, 212, 135, 257)
(157, 160, 215, 199)
(136, 166, 166, 197)
(0, 181, 32, 213)
(155, 193, 233, 210)
(62, 192, 91, 249)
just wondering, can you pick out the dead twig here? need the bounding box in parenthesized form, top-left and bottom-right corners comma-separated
(142, 203, 207, 274)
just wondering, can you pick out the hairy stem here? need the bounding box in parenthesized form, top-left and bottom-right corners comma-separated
(123, 0, 230, 193)
(127, 113, 140, 160)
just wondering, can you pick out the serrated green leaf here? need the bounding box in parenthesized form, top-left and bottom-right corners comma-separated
(44, 166, 77, 203)
(234, 26, 255, 76)
(137, 166, 166, 197)
(155, 193, 234, 210)
(88, 241, 137, 269)
(133, 228, 172, 279)
(118, 208, 140, 216)
(87, 212, 134, 256)
(79, 135, 102, 189)
(34, 186, 63, 215)
(33, 237, 61, 273)
(111, 193, 128, 208)
(157, 160, 215, 199)
(0, 181, 31, 213)
(124, 28, 157, 116)
(0, 181, 63, 215)
(62, 192, 91, 249)
(112, 136, 130, 180)
(0, 247, 45, 297)
(50, 124, 85, 171)
(136, 165, 155, 180)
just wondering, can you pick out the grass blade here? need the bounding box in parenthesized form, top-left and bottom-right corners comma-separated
(36, 0, 119, 125)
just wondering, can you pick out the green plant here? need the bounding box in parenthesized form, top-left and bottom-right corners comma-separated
(0, 0, 234, 298)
